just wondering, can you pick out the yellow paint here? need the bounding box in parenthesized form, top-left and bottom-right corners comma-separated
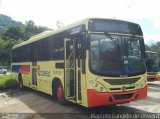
(11, 18, 147, 107)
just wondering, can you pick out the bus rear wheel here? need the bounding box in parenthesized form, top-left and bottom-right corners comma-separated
(56, 83, 66, 104)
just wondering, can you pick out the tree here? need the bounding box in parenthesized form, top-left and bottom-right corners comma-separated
(1, 26, 25, 40)
(0, 14, 23, 32)
(150, 42, 160, 53)
(145, 44, 150, 51)
(0, 20, 49, 66)
(25, 20, 50, 39)
(145, 42, 160, 53)
(0, 39, 5, 58)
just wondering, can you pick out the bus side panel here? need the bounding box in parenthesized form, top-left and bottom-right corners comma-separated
(11, 63, 32, 88)
(37, 61, 52, 95)
(21, 63, 31, 87)
(11, 63, 19, 83)
(37, 61, 64, 96)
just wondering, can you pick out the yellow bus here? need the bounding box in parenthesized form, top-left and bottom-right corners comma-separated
(146, 51, 160, 81)
(12, 18, 147, 107)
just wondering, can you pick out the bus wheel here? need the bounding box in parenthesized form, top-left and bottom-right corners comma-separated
(56, 83, 66, 104)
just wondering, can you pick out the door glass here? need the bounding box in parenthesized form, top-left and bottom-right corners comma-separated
(65, 39, 75, 97)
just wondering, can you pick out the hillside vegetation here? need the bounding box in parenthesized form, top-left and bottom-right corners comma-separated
(145, 42, 160, 53)
(0, 14, 50, 66)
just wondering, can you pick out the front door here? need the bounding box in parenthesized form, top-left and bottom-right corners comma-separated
(64, 37, 83, 103)
(64, 38, 76, 100)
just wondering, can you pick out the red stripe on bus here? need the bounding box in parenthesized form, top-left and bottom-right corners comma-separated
(87, 85, 147, 107)
(156, 76, 160, 81)
(20, 65, 30, 74)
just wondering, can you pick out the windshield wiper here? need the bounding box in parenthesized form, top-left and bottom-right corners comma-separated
(104, 32, 120, 52)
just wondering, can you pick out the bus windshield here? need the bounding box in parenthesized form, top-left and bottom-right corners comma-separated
(146, 52, 160, 72)
(89, 33, 146, 76)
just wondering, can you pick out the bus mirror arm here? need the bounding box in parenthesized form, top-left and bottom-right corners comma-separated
(82, 58, 86, 74)
(81, 44, 86, 74)
(81, 35, 88, 59)
(81, 36, 87, 74)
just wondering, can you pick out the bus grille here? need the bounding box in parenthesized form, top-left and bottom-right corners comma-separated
(113, 93, 133, 100)
(110, 86, 135, 91)
(104, 77, 140, 85)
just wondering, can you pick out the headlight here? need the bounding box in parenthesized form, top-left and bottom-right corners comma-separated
(98, 87, 103, 91)
(89, 80, 107, 92)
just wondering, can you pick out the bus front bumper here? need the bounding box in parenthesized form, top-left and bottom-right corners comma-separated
(156, 76, 160, 81)
(87, 85, 147, 107)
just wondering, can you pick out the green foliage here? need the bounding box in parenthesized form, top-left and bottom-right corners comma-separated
(0, 14, 23, 32)
(0, 75, 18, 90)
(25, 20, 49, 39)
(1, 26, 25, 40)
(0, 14, 51, 66)
(145, 42, 160, 53)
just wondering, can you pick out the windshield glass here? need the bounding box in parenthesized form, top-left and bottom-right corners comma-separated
(146, 52, 160, 72)
(89, 33, 146, 76)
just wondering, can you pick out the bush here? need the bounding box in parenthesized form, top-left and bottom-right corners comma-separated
(0, 75, 18, 90)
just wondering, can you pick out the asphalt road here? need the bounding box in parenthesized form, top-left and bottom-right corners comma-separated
(0, 82, 160, 119)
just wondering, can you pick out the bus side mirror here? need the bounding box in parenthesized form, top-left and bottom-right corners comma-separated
(81, 36, 88, 60)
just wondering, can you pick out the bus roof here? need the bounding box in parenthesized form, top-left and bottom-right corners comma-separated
(12, 17, 139, 49)
(13, 18, 90, 49)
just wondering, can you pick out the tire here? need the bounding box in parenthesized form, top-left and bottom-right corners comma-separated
(56, 82, 66, 105)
